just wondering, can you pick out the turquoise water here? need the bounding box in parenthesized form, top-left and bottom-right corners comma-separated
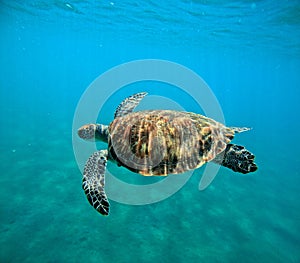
(1, 1, 300, 262)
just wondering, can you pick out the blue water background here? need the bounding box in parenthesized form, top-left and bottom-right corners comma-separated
(0, 1, 300, 262)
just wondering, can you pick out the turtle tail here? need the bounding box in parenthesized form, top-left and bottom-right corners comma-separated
(230, 127, 251, 133)
(213, 144, 258, 174)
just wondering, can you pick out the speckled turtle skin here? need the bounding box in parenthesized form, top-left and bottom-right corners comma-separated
(108, 110, 235, 176)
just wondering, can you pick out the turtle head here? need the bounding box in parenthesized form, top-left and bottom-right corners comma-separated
(78, 124, 97, 141)
(78, 124, 109, 142)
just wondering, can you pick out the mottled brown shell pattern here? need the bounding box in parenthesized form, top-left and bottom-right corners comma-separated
(108, 110, 235, 176)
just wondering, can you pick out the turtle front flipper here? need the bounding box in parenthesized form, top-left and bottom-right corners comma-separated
(213, 144, 257, 174)
(82, 150, 110, 216)
(114, 92, 147, 118)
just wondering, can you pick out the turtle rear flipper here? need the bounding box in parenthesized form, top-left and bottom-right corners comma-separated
(82, 150, 110, 215)
(213, 144, 257, 174)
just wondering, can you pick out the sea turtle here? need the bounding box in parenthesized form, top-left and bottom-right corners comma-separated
(78, 92, 257, 216)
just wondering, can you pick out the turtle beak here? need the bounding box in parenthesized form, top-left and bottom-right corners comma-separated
(78, 124, 97, 141)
